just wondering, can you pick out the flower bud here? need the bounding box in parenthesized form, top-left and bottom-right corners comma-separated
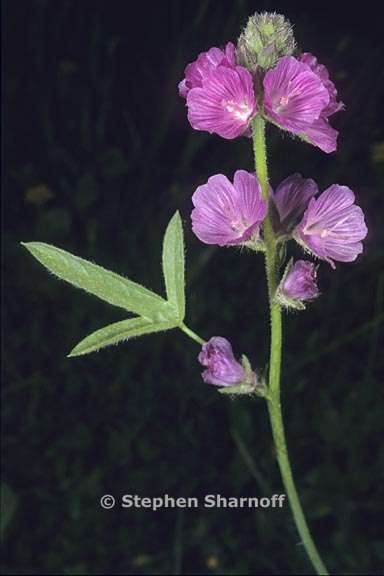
(198, 337, 245, 387)
(198, 338, 260, 396)
(237, 12, 296, 72)
(276, 259, 319, 310)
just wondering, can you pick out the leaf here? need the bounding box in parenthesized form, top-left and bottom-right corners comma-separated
(21, 242, 172, 321)
(162, 211, 185, 321)
(68, 317, 177, 357)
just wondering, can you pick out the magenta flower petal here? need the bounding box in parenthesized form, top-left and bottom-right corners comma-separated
(186, 66, 257, 139)
(299, 53, 344, 117)
(191, 171, 267, 246)
(294, 184, 368, 268)
(233, 170, 268, 226)
(272, 173, 318, 229)
(178, 79, 189, 99)
(281, 260, 319, 300)
(198, 337, 245, 387)
(178, 42, 237, 98)
(302, 117, 339, 153)
(263, 56, 330, 132)
(224, 42, 237, 66)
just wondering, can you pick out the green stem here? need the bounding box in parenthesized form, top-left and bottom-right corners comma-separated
(179, 322, 205, 345)
(252, 115, 329, 576)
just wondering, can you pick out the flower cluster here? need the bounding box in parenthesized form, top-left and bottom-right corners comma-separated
(179, 15, 343, 152)
(191, 169, 367, 269)
(178, 12, 368, 387)
(191, 165, 368, 385)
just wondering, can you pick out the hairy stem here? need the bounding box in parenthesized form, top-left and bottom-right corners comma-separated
(252, 115, 329, 576)
(179, 322, 205, 345)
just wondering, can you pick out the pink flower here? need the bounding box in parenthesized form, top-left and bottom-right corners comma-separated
(198, 337, 245, 387)
(178, 43, 236, 98)
(294, 185, 368, 268)
(186, 66, 257, 139)
(191, 170, 267, 246)
(280, 260, 319, 301)
(263, 56, 342, 153)
(263, 57, 329, 129)
(272, 173, 318, 233)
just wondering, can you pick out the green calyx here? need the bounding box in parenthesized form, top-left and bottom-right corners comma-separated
(218, 355, 268, 398)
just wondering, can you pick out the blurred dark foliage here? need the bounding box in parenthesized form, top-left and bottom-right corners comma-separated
(2, 0, 384, 574)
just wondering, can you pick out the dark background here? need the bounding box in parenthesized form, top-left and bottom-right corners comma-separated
(2, 0, 384, 574)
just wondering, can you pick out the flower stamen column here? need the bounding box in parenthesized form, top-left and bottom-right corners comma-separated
(252, 114, 329, 576)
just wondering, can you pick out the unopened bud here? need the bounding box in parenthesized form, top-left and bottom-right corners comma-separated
(275, 259, 319, 310)
(237, 12, 296, 72)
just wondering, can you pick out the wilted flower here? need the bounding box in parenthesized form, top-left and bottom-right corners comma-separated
(237, 12, 296, 72)
(277, 259, 319, 309)
(186, 66, 257, 139)
(272, 173, 318, 233)
(263, 56, 341, 153)
(191, 170, 267, 246)
(178, 43, 237, 98)
(198, 337, 245, 386)
(294, 184, 368, 268)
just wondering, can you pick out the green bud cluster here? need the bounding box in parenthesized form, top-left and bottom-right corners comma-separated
(237, 12, 296, 72)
